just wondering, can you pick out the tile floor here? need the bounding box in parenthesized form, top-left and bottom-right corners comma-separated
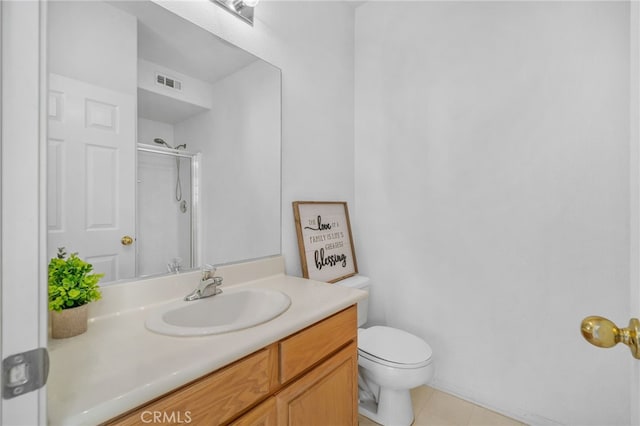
(358, 386, 526, 426)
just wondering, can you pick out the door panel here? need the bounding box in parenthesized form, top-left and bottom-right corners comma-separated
(47, 73, 135, 282)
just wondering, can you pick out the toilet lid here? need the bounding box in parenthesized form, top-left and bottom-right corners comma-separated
(358, 326, 432, 366)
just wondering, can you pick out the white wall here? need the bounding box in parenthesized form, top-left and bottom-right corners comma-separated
(48, 1, 136, 94)
(175, 60, 280, 265)
(153, 0, 355, 276)
(138, 118, 175, 147)
(355, 2, 630, 425)
(138, 58, 213, 110)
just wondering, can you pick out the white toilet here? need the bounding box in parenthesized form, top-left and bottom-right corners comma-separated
(337, 275, 434, 426)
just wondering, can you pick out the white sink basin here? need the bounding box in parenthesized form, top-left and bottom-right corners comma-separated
(145, 288, 291, 337)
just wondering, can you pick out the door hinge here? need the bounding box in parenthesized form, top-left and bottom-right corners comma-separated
(2, 348, 49, 399)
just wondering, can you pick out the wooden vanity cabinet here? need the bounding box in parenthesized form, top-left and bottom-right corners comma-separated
(106, 345, 279, 426)
(106, 305, 357, 426)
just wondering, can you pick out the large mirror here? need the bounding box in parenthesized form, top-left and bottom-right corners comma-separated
(46, 1, 281, 284)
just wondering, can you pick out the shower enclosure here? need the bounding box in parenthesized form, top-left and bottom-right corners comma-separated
(136, 143, 200, 277)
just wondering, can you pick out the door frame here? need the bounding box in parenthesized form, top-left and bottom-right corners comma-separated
(0, 0, 48, 424)
(631, 2, 640, 425)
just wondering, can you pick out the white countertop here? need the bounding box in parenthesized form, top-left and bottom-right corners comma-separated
(47, 261, 365, 425)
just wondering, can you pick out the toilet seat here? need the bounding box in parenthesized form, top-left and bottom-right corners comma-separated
(359, 349, 432, 369)
(358, 326, 433, 369)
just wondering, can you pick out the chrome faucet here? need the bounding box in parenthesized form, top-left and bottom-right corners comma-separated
(184, 265, 223, 301)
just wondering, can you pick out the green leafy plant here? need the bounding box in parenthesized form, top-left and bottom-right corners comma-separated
(48, 247, 104, 312)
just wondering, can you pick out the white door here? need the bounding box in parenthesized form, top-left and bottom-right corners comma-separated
(47, 73, 136, 282)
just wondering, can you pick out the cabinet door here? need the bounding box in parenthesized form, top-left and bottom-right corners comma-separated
(230, 397, 277, 426)
(275, 342, 358, 426)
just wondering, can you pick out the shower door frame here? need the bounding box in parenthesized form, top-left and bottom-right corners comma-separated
(136, 143, 202, 276)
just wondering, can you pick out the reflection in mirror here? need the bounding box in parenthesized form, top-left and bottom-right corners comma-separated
(46, 1, 281, 284)
(137, 144, 199, 276)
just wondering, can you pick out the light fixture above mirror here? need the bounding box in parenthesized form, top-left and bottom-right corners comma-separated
(212, 0, 259, 26)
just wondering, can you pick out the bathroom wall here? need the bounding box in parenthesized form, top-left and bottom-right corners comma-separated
(175, 60, 280, 265)
(138, 118, 175, 148)
(355, 2, 631, 425)
(48, 1, 136, 94)
(151, 0, 356, 277)
(138, 58, 213, 110)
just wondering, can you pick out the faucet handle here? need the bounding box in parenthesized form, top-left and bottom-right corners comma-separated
(168, 257, 183, 273)
(201, 264, 216, 280)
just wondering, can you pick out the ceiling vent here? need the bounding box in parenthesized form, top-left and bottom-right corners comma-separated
(155, 73, 182, 91)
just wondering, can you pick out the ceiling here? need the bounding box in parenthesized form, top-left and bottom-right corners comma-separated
(110, 1, 258, 85)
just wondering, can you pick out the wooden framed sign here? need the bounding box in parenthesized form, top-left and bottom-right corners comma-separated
(293, 201, 358, 283)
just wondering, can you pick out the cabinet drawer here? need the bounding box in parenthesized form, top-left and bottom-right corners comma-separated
(108, 345, 277, 426)
(279, 305, 356, 383)
(229, 397, 277, 426)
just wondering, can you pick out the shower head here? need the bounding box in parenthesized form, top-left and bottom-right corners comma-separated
(176, 144, 187, 150)
(154, 138, 171, 148)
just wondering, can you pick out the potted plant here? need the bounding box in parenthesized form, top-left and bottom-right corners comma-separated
(48, 247, 104, 339)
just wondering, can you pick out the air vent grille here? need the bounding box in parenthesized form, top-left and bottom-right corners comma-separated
(155, 73, 182, 91)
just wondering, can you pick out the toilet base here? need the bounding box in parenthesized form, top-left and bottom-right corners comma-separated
(358, 387, 414, 426)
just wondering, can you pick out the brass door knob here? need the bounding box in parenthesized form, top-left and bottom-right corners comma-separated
(121, 235, 134, 246)
(581, 316, 640, 359)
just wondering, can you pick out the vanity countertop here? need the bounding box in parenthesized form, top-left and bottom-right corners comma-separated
(47, 259, 365, 426)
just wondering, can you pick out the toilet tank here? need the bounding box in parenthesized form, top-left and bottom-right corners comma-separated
(335, 275, 370, 327)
